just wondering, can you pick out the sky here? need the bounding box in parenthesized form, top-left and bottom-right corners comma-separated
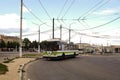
(0, 0, 120, 46)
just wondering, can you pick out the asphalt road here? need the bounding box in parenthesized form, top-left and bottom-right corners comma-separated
(25, 55, 120, 80)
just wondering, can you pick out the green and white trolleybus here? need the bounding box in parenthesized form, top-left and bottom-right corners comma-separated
(43, 39, 79, 59)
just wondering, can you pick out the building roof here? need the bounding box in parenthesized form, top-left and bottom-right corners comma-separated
(111, 45, 120, 48)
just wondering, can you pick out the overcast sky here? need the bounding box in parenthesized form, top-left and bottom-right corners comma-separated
(0, 0, 120, 45)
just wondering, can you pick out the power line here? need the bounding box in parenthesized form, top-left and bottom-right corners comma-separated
(80, 0, 111, 20)
(78, 20, 90, 29)
(23, 3, 43, 23)
(61, 0, 76, 19)
(57, 0, 69, 19)
(78, 0, 104, 20)
(38, 0, 52, 19)
(62, 26, 103, 38)
(22, 27, 59, 37)
(23, 3, 51, 27)
(62, 25, 120, 39)
(72, 30, 110, 39)
(77, 16, 120, 31)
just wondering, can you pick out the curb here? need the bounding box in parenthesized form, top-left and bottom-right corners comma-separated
(18, 57, 42, 80)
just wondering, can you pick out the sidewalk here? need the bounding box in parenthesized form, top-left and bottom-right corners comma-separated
(0, 58, 35, 80)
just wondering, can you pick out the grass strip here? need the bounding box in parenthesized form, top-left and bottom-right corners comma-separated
(23, 54, 42, 58)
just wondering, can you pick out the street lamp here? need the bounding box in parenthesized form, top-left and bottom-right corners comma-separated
(32, 22, 46, 53)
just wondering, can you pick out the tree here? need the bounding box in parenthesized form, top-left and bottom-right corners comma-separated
(23, 38, 31, 51)
(40, 40, 48, 51)
(6, 41, 11, 48)
(0, 39, 6, 48)
(6, 41, 20, 51)
(32, 40, 38, 49)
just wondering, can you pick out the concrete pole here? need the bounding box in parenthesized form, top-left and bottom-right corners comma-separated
(69, 27, 71, 45)
(69, 26, 71, 50)
(20, 0, 23, 57)
(52, 18, 54, 39)
(68, 22, 75, 45)
(38, 26, 40, 53)
(60, 25, 62, 40)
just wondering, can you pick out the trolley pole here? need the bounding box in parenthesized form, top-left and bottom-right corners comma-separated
(20, 0, 23, 58)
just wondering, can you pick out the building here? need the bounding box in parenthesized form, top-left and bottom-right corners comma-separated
(76, 43, 95, 53)
(0, 34, 19, 43)
(111, 45, 120, 53)
(76, 43, 91, 49)
(76, 43, 120, 54)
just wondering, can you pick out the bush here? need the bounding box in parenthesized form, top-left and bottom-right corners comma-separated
(0, 63, 8, 74)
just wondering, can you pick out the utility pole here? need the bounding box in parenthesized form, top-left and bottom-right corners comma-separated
(20, 0, 23, 57)
(68, 23, 75, 50)
(68, 22, 75, 45)
(80, 36, 81, 44)
(80, 36, 82, 50)
(69, 27, 71, 45)
(60, 25, 62, 40)
(52, 18, 54, 39)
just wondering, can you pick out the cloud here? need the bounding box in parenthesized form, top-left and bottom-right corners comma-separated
(93, 9, 119, 15)
(111, 39, 120, 45)
(0, 13, 19, 29)
(0, 13, 29, 34)
(23, 6, 29, 13)
(0, 28, 29, 34)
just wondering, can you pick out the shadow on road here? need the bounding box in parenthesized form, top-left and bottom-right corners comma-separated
(42, 56, 81, 61)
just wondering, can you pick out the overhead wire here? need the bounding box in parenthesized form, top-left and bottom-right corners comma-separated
(78, 20, 90, 29)
(23, 0, 119, 40)
(78, 0, 103, 20)
(38, 0, 52, 20)
(23, 3, 51, 27)
(57, 0, 69, 26)
(38, 0, 60, 28)
(77, 16, 120, 31)
(72, 29, 110, 39)
(23, 3, 43, 23)
(83, 0, 112, 19)
(61, 0, 76, 19)
(76, 0, 116, 34)
(82, 20, 91, 27)
(62, 26, 120, 39)
(22, 27, 59, 37)
(57, 0, 69, 19)
(57, 0, 111, 21)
